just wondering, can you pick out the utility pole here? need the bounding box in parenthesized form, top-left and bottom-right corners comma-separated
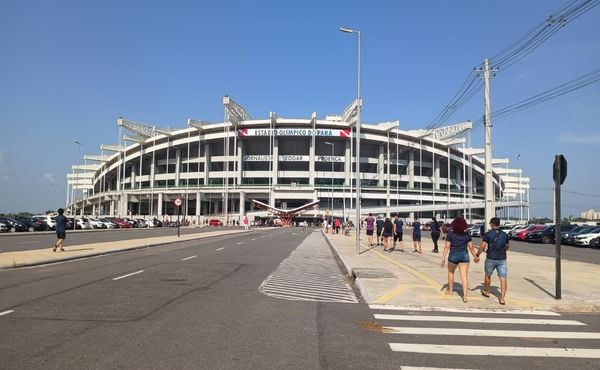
(482, 58, 495, 231)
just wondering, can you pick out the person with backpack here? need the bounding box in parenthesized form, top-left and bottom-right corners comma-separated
(430, 216, 441, 253)
(476, 217, 510, 305)
(375, 215, 384, 246)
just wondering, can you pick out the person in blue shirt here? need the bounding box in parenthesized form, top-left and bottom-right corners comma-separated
(430, 216, 441, 253)
(393, 214, 405, 252)
(412, 219, 422, 254)
(52, 208, 67, 252)
(375, 216, 384, 246)
(476, 217, 510, 305)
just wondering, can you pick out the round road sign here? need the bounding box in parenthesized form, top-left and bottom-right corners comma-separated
(174, 197, 183, 207)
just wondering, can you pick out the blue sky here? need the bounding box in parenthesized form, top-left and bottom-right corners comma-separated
(1, 0, 599, 218)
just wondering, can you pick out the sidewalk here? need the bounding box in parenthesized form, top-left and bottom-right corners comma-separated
(324, 230, 600, 313)
(0, 228, 249, 269)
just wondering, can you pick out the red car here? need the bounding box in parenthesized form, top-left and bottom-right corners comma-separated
(209, 219, 223, 226)
(515, 224, 545, 241)
(111, 218, 132, 228)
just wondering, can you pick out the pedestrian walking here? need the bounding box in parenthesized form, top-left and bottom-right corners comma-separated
(476, 217, 510, 305)
(393, 214, 405, 252)
(441, 216, 480, 302)
(381, 217, 394, 252)
(430, 216, 441, 253)
(334, 218, 341, 234)
(52, 208, 67, 252)
(375, 215, 384, 246)
(365, 213, 375, 246)
(412, 219, 422, 253)
(243, 215, 249, 231)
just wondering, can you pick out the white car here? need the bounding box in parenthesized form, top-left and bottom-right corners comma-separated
(34, 215, 57, 230)
(84, 217, 105, 229)
(0, 222, 8, 232)
(573, 228, 600, 246)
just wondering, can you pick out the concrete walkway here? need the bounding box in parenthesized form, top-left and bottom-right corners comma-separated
(324, 230, 600, 313)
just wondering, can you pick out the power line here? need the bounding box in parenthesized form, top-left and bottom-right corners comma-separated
(427, 0, 599, 129)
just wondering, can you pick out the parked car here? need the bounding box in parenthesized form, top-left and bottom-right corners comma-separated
(467, 223, 483, 237)
(515, 224, 545, 241)
(0, 217, 28, 232)
(135, 219, 149, 228)
(526, 224, 575, 244)
(561, 225, 589, 244)
(572, 228, 600, 247)
(98, 218, 119, 229)
(34, 215, 57, 230)
(14, 216, 49, 232)
(110, 218, 132, 228)
(84, 217, 105, 229)
(590, 236, 600, 249)
(564, 226, 598, 245)
(507, 225, 527, 239)
(0, 222, 8, 232)
(209, 219, 223, 226)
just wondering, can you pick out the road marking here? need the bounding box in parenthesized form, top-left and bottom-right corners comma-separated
(383, 326, 600, 339)
(216, 247, 225, 251)
(236, 242, 243, 245)
(369, 248, 443, 292)
(251, 238, 256, 241)
(181, 255, 197, 261)
(402, 367, 477, 370)
(389, 343, 600, 358)
(369, 304, 561, 316)
(18, 241, 36, 244)
(373, 314, 585, 326)
(112, 270, 144, 281)
(0, 310, 14, 316)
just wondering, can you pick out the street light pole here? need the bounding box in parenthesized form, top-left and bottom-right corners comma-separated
(74, 140, 82, 230)
(339, 26, 361, 255)
(325, 142, 334, 232)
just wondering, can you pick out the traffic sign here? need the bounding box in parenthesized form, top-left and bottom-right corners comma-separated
(174, 197, 183, 207)
(553, 154, 567, 185)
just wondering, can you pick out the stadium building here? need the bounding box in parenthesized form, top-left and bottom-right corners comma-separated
(67, 96, 529, 224)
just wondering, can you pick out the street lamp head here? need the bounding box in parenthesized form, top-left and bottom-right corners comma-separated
(324, 141, 334, 146)
(339, 27, 355, 33)
(75, 140, 82, 145)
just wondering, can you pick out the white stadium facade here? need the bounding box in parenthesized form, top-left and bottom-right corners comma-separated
(66, 96, 529, 224)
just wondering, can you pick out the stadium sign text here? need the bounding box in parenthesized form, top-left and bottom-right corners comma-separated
(238, 128, 351, 138)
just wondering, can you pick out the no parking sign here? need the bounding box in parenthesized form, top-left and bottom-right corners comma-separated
(174, 197, 183, 207)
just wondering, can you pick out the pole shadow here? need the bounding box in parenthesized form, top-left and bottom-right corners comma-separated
(524, 277, 555, 299)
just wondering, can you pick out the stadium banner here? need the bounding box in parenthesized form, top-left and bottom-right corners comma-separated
(243, 154, 343, 162)
(237, 128, 351, 138)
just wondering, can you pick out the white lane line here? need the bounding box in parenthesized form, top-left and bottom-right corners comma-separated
(236, 242, 243, 245)
(251, 238, 256, 241)
(389, 343, 600, 358)
(216, 247, 225, 251)
(369, 304, 561, 316)
(18, 241, 36, 244)
(383, 326, 600, 339)
(181, 255, 197, 261)
(0, 310, 15, 316)
(112, 270, 144, 281)
(373, 314, 585, 326)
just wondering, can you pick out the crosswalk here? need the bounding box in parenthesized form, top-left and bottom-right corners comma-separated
(369, 304, 600, 366)
(259, 232, 357, 303)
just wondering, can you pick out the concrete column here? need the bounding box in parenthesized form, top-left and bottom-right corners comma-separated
(309, 136, 315, 185)
(378, 145, 384, 187)
(110, 199, 115, 216)
(408, 151, 415, 189)
(344, 140, 351, 186)
(434, 157, 441, 191)
(158, 193, 164, 216)
(204, 143, 210, 185)
(175, 149, 181, 186)
(131, 166, 137, 190)
(150, 162, 155, 188)
(239, 191, 246, 217)
(272, 137, 279, 185)
(237, 140, 243, 185)
(120, 193, 128, 217)
(196, 191, 201, 224)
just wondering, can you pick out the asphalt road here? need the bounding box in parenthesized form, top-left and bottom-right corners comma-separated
(1, 228, 598, 369)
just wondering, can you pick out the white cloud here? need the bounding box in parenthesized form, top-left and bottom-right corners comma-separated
(559, 134, 600, 144)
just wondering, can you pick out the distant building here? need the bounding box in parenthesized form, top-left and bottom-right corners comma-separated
(581, 209, 600, 220)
